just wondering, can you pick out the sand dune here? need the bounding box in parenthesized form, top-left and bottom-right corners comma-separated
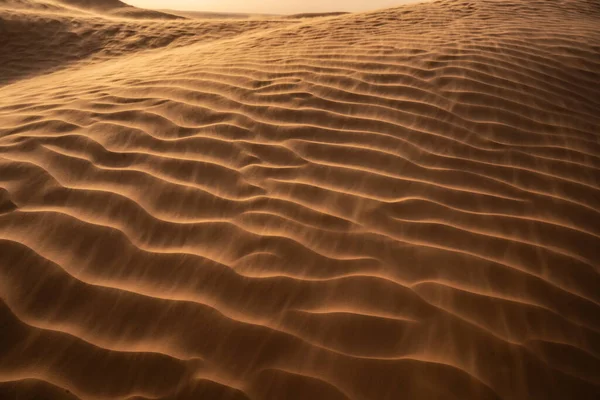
(0, 0, 599, 399)
(0, 0, 183, 18)
(156, 10, 277, 20)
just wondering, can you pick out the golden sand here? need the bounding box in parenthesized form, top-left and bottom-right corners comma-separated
(0, 0, 599, 399)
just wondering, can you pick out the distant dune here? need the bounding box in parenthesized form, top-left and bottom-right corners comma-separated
(157, 9, 277, 19)
(0, 0, 183, 18)
(286, 12, 350, 19)
(60, 0, 183, 18)
(0, 1, 599, 399)
(155, 10, 349, 20)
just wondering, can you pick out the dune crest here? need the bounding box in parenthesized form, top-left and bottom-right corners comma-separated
(0, 0, 183, 18)
(0, 0, 599, 399)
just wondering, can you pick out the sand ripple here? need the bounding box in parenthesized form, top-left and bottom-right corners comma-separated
(0, 0, 599, 399)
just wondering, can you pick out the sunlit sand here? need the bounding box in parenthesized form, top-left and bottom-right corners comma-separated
(1, 0, 599, 399)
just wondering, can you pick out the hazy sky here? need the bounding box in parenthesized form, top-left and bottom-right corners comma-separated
(124, 0, 417, 14)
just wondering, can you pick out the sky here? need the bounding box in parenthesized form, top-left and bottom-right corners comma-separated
(124, 0, 417, 14)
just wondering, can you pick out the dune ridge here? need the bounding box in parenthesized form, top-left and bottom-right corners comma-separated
(0, 0, 183, 18)
(0, 0, 599, 399)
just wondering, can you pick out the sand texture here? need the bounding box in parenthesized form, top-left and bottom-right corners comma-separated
(0, 0, 599, 399)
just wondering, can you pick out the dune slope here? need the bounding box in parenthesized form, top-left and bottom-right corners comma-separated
(0, 0, 599, 399)
(0, 0, 183, 18)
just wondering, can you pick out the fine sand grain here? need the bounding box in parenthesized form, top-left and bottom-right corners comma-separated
(0, 0, 599, 399)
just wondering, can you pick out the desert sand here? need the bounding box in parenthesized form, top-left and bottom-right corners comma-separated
(0, 0, 599, 399)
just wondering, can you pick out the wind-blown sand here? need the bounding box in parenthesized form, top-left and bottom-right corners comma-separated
(0, 0, 599, 399)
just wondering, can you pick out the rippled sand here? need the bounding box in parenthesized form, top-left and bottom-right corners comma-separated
(1, 0, 599, 399)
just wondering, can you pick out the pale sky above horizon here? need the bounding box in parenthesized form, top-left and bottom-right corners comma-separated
(124, 0, 418, 14)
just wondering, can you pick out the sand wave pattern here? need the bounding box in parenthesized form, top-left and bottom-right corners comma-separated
(1, 0, 599, 399)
